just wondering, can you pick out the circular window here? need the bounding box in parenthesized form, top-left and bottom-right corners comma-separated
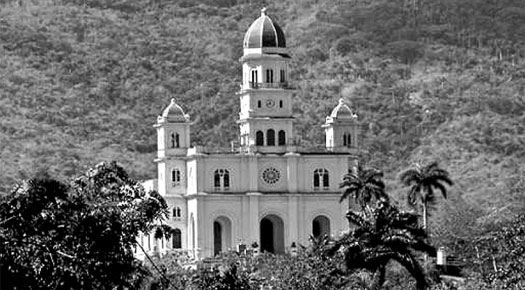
(262, 167, 281, 184)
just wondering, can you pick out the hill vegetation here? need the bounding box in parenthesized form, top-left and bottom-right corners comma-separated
(1, 0, 525, 261)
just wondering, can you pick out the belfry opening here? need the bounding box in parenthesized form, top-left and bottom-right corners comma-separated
(260, 214, 285, 254)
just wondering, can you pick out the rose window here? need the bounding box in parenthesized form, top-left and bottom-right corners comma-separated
(262, 167, 281, 184)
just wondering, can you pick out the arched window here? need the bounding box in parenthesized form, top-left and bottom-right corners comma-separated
(267, 129, 275, 146)
(214, 169, 230, 191)
(173, 207, 182, 218)
(257, 100, 262, 108)
(214, 171, 221, 188)
(278, 130, 286, 146)
(172, 228, 182, 249)
(171, 169, 181, 185)
(280, 69, 285, 83)
(256, 131, 264, 146)
(347, 133, 352, 147)
(175, 133, 180, 148)
(266, 69, 273, 83)
(343, 133, 347, 146)
(170, 132, 176, 148)
(314, 169, 329, 190)
(279, 100, 283, 108)
(251, 70, 258, 87)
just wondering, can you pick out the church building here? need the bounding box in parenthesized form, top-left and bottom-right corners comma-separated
(139, 8, 359, 259)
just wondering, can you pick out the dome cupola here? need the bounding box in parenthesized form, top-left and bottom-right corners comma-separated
(325, 99, 357, 124)
(243, 8, 288, 56)
(157, 98, 190, 123)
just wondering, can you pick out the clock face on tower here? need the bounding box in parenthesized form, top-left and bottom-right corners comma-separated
(265, 99, 275, 108)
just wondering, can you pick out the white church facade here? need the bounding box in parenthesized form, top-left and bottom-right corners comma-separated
(139, 8, 359, 259)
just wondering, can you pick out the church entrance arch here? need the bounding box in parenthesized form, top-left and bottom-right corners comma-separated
(260, 214, 285, 254)
(312, 215, 330, 239)
(213, 216, 232, 256)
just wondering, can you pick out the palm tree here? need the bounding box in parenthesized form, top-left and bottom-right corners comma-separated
(398, 161, 453, 232)
(339, 162, 388, 211)
(330, 200, 435, 290)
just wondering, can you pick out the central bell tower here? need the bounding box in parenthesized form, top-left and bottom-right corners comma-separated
(238, 8, 294, 153)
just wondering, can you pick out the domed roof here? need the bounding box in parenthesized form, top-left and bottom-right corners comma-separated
(158, 98, 190, 123)
(243, 8, 286, 49)
(326, 99, 357, 124)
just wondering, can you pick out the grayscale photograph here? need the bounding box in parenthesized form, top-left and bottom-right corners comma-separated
(1, 0, 524, 289)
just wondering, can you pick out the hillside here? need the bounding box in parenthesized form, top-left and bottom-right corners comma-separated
(1, 0, 525, 247)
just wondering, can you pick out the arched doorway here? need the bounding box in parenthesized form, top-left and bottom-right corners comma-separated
(172, 228, 182, 249)
(312, 215, 331, 239)
(260, 214, 285, 254)
(213, 216, 232, 256)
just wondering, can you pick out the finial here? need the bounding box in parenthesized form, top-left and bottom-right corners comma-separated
(261, 7, 267, 16)
(338, 98, 345, 105)
(170, 98, 176, 104)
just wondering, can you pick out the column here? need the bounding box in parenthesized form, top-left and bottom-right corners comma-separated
(287, 195, 299, 247)
(248, 156, 259, 191)
(286, 154, 298, 193)
(247, 193, 260, 246)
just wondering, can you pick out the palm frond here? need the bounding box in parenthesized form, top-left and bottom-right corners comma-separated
(390, 251, 428, 290)
(398, 169, 420, 186)
(346, 210, 369, 227)
(423, 161, 440, 173)
(339, 189, 353, 203)
(407, 186, 420, 207)
(433, 173, 454, 186)
(432, 181, 448, 199)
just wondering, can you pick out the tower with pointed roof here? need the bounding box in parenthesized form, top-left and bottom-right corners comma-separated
(138, 8, 360, 260)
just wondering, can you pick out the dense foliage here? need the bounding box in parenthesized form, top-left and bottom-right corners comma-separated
(0, 162, 169, 290)
(470, 213, 525, 289)
(1, 0, 525, 287)
(141, 249, 348, 290)
(333, 201, 435, 290)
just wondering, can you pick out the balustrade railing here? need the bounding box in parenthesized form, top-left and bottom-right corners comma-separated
(247, 82, 289, 89)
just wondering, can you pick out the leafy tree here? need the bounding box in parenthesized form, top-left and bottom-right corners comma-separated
(0, 161, 169, 290)
(331, 200, 436, 290)
(339, 162, 388, 211)
(472, 213, 525, 289)
(399, 161, 453, 231)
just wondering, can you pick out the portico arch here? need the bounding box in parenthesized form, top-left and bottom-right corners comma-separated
(260, 214, 285, 254)
(312, 215, 331, 239)
(213, 216, 232, 256)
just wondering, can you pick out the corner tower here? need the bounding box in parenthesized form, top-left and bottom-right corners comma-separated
(323, 99, 358, 151)
(238, 8, 294, 153)
(154, 98, 190, 195)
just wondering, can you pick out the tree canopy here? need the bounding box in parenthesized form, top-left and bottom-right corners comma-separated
(0, 162, 169, 290)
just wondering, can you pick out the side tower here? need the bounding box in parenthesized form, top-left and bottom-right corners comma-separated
(238, 8, 294, 154)
(323, 99, 358, 151)
(154, 98, 191, 196)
